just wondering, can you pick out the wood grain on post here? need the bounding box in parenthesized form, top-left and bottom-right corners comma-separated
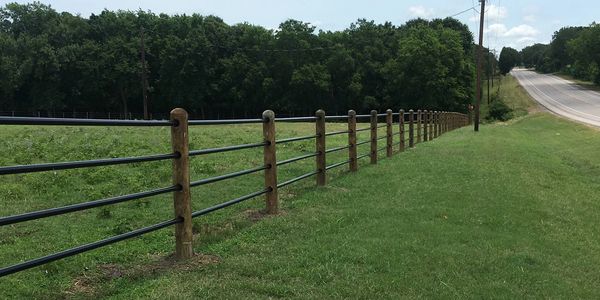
(370, 110, 377, 164)
(408, 109, 415, 148)
(399, 109, 405, 152)
(423, 110, 428, 142)
(316, 109, 326, 186)
(386, 109, 393, 157)
(348, 110, 357, 172)
(170, 108, 193, 259)
(262, 110, 278, 214)
(416, 109, 422, 144)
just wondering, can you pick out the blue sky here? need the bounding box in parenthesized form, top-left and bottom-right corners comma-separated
(1, 0, 598, 50)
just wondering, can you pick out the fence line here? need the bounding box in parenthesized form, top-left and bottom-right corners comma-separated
(0, 108, 470, 277)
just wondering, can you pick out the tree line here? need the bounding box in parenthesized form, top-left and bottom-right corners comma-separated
(0, 2, 478, 119)
(498, 23, 600, 85)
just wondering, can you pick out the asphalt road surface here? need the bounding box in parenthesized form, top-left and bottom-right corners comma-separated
(512, 68, 600, 127)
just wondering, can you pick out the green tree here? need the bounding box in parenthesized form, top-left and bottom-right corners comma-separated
(498, 47, 520, 75)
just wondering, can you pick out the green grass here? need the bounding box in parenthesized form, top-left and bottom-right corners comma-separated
(2, 103, 600, 297)
(481, 74, 537, 121)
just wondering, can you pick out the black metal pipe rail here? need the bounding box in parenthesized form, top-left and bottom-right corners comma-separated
(0, 217, 182, 277)
(277, 152, 319, 166)
(274, 116, 318, 122)
(188, 118, 264, 125)
(324, 130, 351, 137)
(0, 116, 173, 126)
(355, 114, 371, 118)
(325, 145, 351, 154)
(277, 171, 319, 188)
(276, 135, 318, 144)
(356, 140, 370, 146)
(378, 146, 387, 152)
(0, 153, 178, 176)
(357, 153, 371, 160)
(190, 165, 268, 188)
(0, 185, 179, 227)
(376, 113, 388, 117)
(189, 142, 267, 157)
(377, 124, 387, 129)
(376, 136, 387, 141)
(323, 115, 349, 120)
(325, 159, 351, 170)
(355, 127, 371, 132)
(191, 188, 271, 218)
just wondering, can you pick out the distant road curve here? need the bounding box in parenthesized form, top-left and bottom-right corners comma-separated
(512, 68, 600, 127)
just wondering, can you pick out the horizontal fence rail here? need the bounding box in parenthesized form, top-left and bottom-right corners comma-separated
(0, 107, 469, 277)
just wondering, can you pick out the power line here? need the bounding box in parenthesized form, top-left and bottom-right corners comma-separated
(448, 6, 478, 18)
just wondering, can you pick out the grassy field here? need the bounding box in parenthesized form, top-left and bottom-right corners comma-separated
(2, 84, 600, 297)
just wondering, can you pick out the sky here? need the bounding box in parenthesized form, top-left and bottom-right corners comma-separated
(1, 0, 598, 51)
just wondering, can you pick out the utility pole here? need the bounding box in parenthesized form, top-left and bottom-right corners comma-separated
(140, 26, 149, 120)
(474, 0, 485, 131)
(487, 50, 491, 104)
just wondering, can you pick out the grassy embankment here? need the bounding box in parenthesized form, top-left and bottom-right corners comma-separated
(2, 78, 600, 298)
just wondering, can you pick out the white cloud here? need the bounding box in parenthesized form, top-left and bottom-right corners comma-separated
(523, 15, 536, 23)
(408, 5, 434, 18)
(504, 24, 539, 37)
(517, 37, 537, 43)
(470, 4, 507, 22)
(485, 23, 507, 35)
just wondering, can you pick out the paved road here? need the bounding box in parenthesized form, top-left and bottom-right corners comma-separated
(512, 68, 600, 127)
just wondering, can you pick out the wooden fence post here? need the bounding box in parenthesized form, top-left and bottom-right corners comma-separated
(386, 109, 393, 157)
(348, 110, 357, 172)
(440, 111, 444, 135)
(423, 110, 429, 142)
(437, 111, 441, 137)
(429, 111, 434, 141)
(408, 109, 415, 148)
(170, 108, 193, 260)
(370, 110, 377, 164)
(262, 110, 278, 214)
(416, 109, 422, 144)
(433, 110, 440, 138)
(316, 109, 326, 186)
(399, 109, 405, 152)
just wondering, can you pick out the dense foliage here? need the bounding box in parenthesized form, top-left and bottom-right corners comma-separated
(519, 24, 600, 84)
(498, 47, 520, 75)
(0, 2, 476, 118)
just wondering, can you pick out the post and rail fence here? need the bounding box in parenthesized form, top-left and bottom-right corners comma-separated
(0, 108, 469, 277)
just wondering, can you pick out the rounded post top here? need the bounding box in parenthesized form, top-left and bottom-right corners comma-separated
(424, 110, 428, 113)
(386, 109, 393, 114)
(399, 109, 405, 113)
(315, 109, 325, 118)
(348, 110, 356, 117)
(262, 110, 275, 122)
(409, 109, 414, 112)
(370, 110, 377, 116)
(170, 108, 188, 119)
(417, 109, 422, 112)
